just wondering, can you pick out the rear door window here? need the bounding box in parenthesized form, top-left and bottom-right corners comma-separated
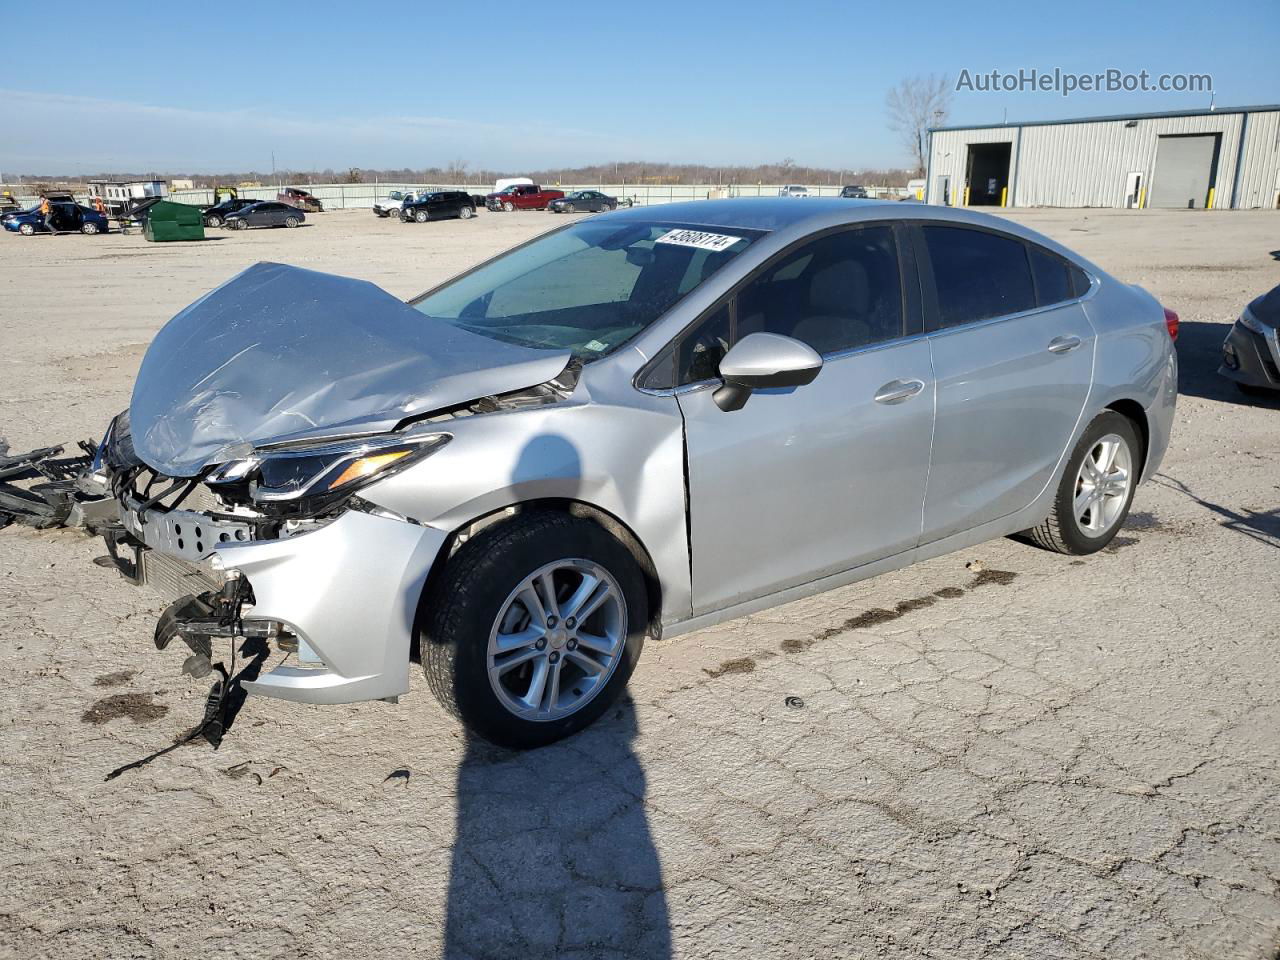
(923, 225, 1036, 328)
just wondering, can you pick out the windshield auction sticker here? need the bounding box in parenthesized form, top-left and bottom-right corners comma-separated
(655, 229, 741, 252)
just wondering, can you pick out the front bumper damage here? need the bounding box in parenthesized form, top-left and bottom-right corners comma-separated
(1, 438, 448, 706)
(110, 486, 445, 704)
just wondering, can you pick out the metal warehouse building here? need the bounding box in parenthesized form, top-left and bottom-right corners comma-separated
(925, 104, 1280, 210)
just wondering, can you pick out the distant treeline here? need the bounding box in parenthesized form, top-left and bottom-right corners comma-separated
(16, 160, 912, 189)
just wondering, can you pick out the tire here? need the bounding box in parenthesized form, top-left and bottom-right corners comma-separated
(413, 209, 429, 223)
(81, 221, 99, 235)
(206, 215, 222, 228)
(284, 216, 300, 228)
(502, 201, 515, 213)
(1022, 411, 1141, 555)
(459, 205, 474, 219)
(564, 203, 575, 214)
(421, 511, 648, 749)
(19, 222, 34, 235)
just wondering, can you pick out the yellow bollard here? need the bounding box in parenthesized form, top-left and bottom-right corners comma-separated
(1206, 187, 1215, 210)
(963, 186, 970, 206)
(1000, 186, 1008, 208)
(1139, 187, 1147, 209)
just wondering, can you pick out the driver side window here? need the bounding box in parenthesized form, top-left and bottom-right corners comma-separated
(667, 224, 904, 386)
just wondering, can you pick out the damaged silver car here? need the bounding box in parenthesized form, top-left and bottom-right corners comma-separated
(65, 199, 1177, 748)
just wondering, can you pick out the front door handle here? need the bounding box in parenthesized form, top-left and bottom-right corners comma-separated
(1047, 335, 1083, 354)
(874, 379, 925, 404)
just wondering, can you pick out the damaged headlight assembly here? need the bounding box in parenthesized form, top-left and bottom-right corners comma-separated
(207, 431, 450, 512)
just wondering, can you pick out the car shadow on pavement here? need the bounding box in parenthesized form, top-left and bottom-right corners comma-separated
(1154, 474, 1280, 549)
(1176, 320, 1280, 408)
(444, 699, 672, 959)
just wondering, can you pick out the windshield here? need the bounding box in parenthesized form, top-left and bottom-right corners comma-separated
(412, 220, 761, 358)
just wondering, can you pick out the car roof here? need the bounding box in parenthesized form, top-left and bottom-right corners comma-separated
(602, 197, 1050, 237)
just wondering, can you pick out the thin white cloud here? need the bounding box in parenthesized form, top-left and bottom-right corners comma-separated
(0, 88, 637, 172)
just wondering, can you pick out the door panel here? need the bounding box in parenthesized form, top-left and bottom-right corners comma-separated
(922, 302, 1093, 541)
(679, 340, 935, 616)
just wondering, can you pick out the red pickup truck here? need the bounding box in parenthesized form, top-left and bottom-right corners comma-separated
(485, 184, 565, 212)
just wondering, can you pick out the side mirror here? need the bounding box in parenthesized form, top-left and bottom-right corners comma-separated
(713, 332, 823, 412)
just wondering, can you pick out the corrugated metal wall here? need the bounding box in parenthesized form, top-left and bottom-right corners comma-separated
(927, 109, 1279, 209)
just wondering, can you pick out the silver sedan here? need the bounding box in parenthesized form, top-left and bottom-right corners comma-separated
(90, 198, 1178, 747)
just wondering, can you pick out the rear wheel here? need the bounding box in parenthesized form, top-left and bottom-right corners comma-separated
(421, 511, 647, 749)
(459, 205, 474, 219)
(284, 216, 300, 228)
(1022, 411, 1140, 554)
(81, 221, 99, 235)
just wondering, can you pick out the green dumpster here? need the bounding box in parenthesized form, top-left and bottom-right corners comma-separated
(143, 200, 205, 242)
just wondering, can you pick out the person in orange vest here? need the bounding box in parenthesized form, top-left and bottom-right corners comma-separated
(93, 195, 106, 216)
(39, 195, 58, 235)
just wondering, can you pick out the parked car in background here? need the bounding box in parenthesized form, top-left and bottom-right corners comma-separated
(278, 187, 324, 213)
(3, 202, 109, 236)
(223, 202, 306, 230)
(374, 190, 418, 219)
(201, 197, 260, 228)
(402, 191, 476, 222)
(83, 198, 1176, 748)
(1220, 283, 1280, 395)
(548, 190, 619, 214)
(778, 184, 810, 198)
(485, 183, 565, 212)
(839, 185, 869, 198)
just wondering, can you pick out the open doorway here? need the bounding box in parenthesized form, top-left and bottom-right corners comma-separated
(965, 142, 1012, 206)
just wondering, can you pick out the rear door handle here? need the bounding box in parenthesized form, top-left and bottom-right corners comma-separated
(874, 379, 925, 404)
(1047, 335, 1083, 354)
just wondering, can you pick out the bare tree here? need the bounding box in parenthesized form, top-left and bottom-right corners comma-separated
(445, 157, 469, 183)
(886, 74, 952, 176)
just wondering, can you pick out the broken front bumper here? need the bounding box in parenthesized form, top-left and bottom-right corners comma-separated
(112, 497, 446, 705)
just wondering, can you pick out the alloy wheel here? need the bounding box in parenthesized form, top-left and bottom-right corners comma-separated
(487, 559, 627, 721)
(1073, 433, 1132, 536)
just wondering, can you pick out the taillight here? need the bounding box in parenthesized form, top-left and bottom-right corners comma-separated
(1163, 307, 1179, 341)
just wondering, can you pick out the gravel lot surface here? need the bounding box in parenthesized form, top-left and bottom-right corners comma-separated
(1, 207, 1278, 959)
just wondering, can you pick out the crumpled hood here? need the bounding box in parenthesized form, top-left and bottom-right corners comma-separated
(129, 261, 571, 477)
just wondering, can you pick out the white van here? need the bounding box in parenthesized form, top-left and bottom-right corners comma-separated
(493, 177, 534, 194)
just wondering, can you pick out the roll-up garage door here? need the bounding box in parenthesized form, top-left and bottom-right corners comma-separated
(1150, 134, 1220, 208)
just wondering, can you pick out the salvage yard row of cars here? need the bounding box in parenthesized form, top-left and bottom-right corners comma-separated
(4, 196, 1196, 750)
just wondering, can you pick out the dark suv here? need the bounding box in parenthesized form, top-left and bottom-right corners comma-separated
(401, 191, 476, 223)
(839, 185, 869, 199)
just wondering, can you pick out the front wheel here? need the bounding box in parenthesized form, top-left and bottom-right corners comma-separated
(19, 222, 34, 235)
(1022, 411, 1140, 554)
(502, 201, 515, 213)
(205, 215, 222, 228)
(414, 209, 429, 223)
(421, 512, 647, 749)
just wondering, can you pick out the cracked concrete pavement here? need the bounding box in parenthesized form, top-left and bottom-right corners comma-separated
(1, 208, 1278, 959)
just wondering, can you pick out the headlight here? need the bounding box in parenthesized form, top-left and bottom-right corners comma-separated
(208, 432, 449, 504)
(1239, 308, 1273, 336)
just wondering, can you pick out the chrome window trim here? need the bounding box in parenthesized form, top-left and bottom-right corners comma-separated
(924, 272, 1099, 341)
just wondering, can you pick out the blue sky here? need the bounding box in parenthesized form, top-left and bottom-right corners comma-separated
(2, 0, 1276, 174)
